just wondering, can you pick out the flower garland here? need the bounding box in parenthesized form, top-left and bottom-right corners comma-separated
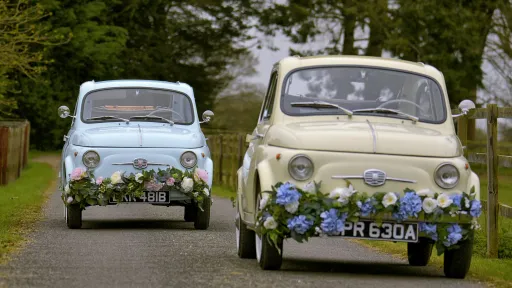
(256, 181, 482, 255)
(61, 166, 211, 210)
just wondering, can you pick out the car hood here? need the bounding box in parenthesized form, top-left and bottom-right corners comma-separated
(71, 125, 203, 148)
(266, 121, 462, 157)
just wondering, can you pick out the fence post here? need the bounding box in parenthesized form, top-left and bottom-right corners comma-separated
(457, 115, 468, 158)
(218, 135, 223, 185)
(487, 104, 499, 258)
(0, 127, 8, 185)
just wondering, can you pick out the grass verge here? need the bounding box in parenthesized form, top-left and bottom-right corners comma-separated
(0, 161, 56, 264)
(356, 239, 512, 287)
(212, 185, 236, 199)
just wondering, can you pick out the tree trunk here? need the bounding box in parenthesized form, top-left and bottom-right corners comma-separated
(342, 0, 357, 55)
(365, 0, 388, 57)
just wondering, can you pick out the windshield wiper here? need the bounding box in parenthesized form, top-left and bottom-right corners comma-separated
(129, 115, 174, 125)
(291, 101, 353, 116)
(353, 108, 419, 123)
(87, 115, 129, 122)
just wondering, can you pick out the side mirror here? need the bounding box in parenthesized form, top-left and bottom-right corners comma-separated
(452, 100, 475, 118)
(200, 110, 214, 124)
(58, 106, 71, 118)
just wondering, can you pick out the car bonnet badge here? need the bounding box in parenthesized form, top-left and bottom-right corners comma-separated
(133, 158, 148, 169)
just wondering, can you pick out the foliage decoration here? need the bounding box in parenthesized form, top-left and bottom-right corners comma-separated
(61, 167, 211, 210)
(256, 181, 481, 255)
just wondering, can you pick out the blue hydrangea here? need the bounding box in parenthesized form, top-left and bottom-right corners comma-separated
(470, 200, 482, 217)
(357, 198, 376, 217)
(392, 192, 422, 221)
(320, 208, 348, 235)
(287, 215, 314, 235)
(419, 222, 438, 241)
(451, 194, 463, 209)
(443, 224, 463, 247)
(276, 182, 301, 206)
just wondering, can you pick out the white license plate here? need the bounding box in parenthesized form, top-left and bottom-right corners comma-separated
(341, 221, 418, 242)
(109, 191, 170, 204)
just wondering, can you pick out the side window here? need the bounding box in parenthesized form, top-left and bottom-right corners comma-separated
(260, 72, 278, 121)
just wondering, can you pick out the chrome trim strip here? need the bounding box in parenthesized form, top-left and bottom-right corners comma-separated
(331, 175, 416, 183)
(366, 119, 377, 153)
(112, 162, 170, 166)
(138, 124, 143, 147)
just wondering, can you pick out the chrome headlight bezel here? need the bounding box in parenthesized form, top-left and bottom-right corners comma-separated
(288, 154, 314, 181)
(434, 163, 460, 189)
(82, 150, 100, 168)
(180, 151, 197, 169)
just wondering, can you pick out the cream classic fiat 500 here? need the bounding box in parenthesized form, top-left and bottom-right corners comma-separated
(235, 56, 481, 279)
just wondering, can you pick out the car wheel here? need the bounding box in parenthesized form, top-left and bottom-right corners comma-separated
(444, 231, 474, 279)
(255, 192, 283, 270)
(194, 197, 211, 230)
(236, 207, 256, 259)
(407, 238, 433, 266)
(66, 204, 82, 229)
(184, 204, 197, 222)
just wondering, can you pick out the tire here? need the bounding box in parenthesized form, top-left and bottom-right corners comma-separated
(255, 192, 283, 270)
(66, 204, 82, 229)
(194, 197, 211, 230)
(256, 233, 283, 270)
(236, 208, 256, 259)
(184, 204, 197, 222)
(444, 231, 474, 279)
(408, 238, 433, 266)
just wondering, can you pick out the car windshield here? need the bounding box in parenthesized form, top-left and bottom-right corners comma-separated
(281, 66, 446, 123)
(81, 88, 194, 124)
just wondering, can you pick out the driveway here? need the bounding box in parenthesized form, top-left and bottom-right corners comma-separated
(0, 190, 485, 288)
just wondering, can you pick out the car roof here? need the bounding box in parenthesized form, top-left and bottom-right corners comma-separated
(78, 80, 194, 99)
(273, 55, 445, 83)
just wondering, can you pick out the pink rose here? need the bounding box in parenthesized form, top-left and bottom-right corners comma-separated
(194, 169, 208, 183)
(166, 177, 175, 186)
(96, 177, 104, 185)
(145, 180, 164, 191)
(70, 167, 85, 181)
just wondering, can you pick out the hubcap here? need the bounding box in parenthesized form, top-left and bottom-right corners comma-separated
(256, 233, 262, 262)
(235, 211, 240, 251)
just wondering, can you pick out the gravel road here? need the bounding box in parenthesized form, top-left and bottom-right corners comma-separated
(0, 190, 485, 288)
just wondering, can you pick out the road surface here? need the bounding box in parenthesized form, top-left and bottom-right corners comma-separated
(0, 190, 485, 288)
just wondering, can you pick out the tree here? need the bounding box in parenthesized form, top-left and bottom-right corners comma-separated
(0, 0, 66, 118)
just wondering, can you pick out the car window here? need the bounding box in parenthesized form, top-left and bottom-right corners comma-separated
(260, 72, 278, 121)
(281, 66, 446, 123)
(81, 88, 194, 125)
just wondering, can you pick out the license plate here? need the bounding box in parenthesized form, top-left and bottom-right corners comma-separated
(109, 191, 170, 204)
(341, 221, 418, 242)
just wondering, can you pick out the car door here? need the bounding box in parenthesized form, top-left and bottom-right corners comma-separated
(241, 69, 279, 219)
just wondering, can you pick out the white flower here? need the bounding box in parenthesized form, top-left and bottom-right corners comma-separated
(259, 193, 271, 209)
(382, 192, 398, 207)
(181, 177, 194, 192)
(263, 217, 278, 230)
(64, 184, 70, 194)
(437, 193, 453, 208)
(111, 171, 124, 184)
(66, 196, 74, 204)
(303, 182, 316, 194)
(203, 188, 210, 196)
(135, 173, 144, 183)
(193, 192, 199, 197)
(422, 197, 438, 214)
(330, 185, 357, 204)
(465, 197, 471, 209)
(416, 189, 435, 198)
(471, 218, 481, 230)
(285, 202, 299, 213)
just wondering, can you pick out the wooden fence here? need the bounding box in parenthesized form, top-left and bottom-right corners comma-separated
(0, 120, 30, 185)
(206, 133, 249, 192)
(453, 104, 512, 258)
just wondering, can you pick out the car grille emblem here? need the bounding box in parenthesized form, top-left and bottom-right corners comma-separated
(363, 169, 386, 186)
(133, 158, 148, 170)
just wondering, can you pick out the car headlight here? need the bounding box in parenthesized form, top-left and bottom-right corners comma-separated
(180, 151, 197, 169)
(434, 163, 459, 189)
(288, 154, 314, 181)
(82, 150, 100, 168)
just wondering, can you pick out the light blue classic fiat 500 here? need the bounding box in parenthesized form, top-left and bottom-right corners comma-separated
(58, 80, 214, 230)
